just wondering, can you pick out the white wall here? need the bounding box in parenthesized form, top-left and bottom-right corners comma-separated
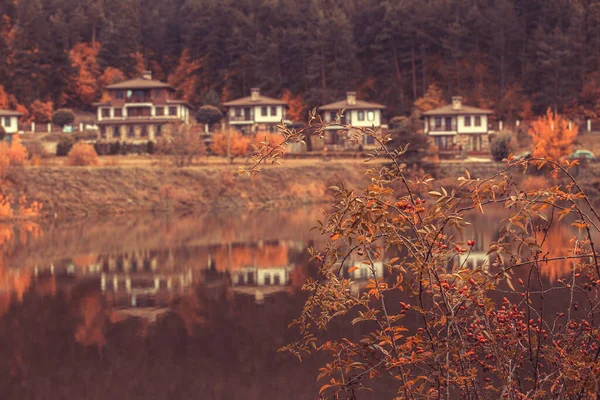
(253, 105, 285, 123)
(1, 116, 19, 134)
(348, 109, 381, 127)
(457, 115, 488, 134)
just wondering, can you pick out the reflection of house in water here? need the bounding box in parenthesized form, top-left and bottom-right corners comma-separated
(212, 240, 297, 303)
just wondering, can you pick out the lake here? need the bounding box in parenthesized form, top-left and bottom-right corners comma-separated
(0, 206, 584, 399)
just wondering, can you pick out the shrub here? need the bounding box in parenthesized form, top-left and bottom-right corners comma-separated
(56, 135, 75, 156)
(156, 123, 206, 167)
(7, 135, 28, 166)
(24, 141, 49, 160)
(211, 130, 250, 163)
(490, 131, 515, 161)
(29, 100, 53, 123)
(51, 109, 75, 127)
(66, 142, 99, 166)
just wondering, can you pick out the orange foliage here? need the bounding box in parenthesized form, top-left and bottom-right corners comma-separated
(253, 131, 286, 151)
(98, 67, 126, 101)
(6, 135, 27, 166)
(413, 84, 445, 114)
(29, 100, 53, 123)
(66, 142, 100, 166)
(281, 89, 307, 122)
(211, 131, 250, 161)
(68, 42, 101, 105)
(168, 49, 204, 105)
(529, 108, 578, 160)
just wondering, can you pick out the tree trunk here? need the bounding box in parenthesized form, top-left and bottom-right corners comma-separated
(411, 43, 418, 100)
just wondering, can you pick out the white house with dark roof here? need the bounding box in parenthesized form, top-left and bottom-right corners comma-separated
(0, 109, 21, 135)
(92, 71, 192, 142)
(222, 88, 288, 134)
(318, 92, 386, 148)
(422, 96, 494, 154)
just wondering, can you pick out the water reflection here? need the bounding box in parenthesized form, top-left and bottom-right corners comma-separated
(0, 205, 589, 399)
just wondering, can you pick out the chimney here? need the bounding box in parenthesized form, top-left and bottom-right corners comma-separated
(142, 70, 152, 80)
(346, 91, 357, 106)
(251, 88, 260, 101)
(451, 96, 462, 111)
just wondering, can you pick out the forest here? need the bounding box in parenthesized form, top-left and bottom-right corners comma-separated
(1, 0, 600, 122)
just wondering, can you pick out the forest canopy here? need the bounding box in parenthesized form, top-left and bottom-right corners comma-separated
(0, 0, 599, 121)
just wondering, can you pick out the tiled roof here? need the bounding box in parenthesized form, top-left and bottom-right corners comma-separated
(319, 99, 385, 111)
(223, 95, 287, 107)
(422, 104, 493, 116)
(106, 78, 174, 90)
(0, 109, 22, 117)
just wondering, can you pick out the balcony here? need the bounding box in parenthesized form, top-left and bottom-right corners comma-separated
(229, 115, 254, 122)
(429, 123, 457, 132)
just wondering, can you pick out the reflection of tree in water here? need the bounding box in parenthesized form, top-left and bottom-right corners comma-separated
(0, 280, 392, 399)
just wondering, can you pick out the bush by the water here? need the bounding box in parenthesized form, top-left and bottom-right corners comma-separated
(490, 131, 515, 161)
(66, 142, 99, 166)
(94, 141, 155, 156)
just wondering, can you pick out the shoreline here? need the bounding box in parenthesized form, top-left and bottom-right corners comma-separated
(3, 158, 600, 222)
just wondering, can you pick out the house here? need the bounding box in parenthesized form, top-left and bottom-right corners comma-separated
(93, 71, 192, 142)
(222, 88, 288, 134)
(318, 92, 386, 149)
(422, 96, 494, 155)
(0, 109, 21, 135)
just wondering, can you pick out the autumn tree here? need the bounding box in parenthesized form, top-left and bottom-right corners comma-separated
(66, 142, 99, 166)
(413, 84, 445, 115)
(211, 130, 250, 163)
(280, 89, 307, 122)
(67, 42, 101, 106)
(528, 108, 578, 160)
(244, 114, 600, 398)
(156, 123, 206, 167)
(29, 100, 53, 124)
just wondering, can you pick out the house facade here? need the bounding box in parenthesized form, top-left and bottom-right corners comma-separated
(318, 92, 385, 149)
(423, 97, 494, 154)
(0, 109, 21, 135)
(93, 71, 192, 142)
(223, 88, 288, 134)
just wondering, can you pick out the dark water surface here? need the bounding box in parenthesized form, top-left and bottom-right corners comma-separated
(0, 206, 584, 399)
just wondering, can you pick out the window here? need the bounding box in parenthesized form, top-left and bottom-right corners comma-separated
(331, 112, 337, 122)
(155, 125, 162, 137)
(4, 117, 10, 127)
(475, 116, 481, 127)
(102, 108, 110, 118)
(141, 126, 148, 137)
(435, 117, 442, 128)
(464, 116, 471, 127)
(128, 126, 135, 138)
(270, 106, 277, 116)
(357, 111, 365, 121)
(235, 108, 241, 117)
(264, 273, 271, 285)
(127, 90, 133, 98)
(100, 126, 106, 138)
(153, 89, 162, 98)
(113, 126, 120, 138)
(261, 107, 267, 117)
(114, 108, 123, 117)
(155, 107, 164, 116)
(116, 90, 124, 99)
(169, 106, 177, 116)
(367, 111, 375, 121)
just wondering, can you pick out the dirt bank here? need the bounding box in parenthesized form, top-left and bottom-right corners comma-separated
(7, 161, 372, 219)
